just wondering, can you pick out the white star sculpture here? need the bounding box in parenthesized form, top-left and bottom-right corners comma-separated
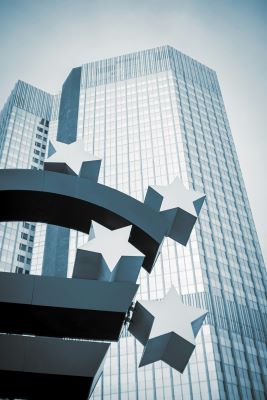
(129, 287, 207, 373)
(73, 222, 144, 283)
(144, 177, 206, 245)
(44, 139, 101, 181)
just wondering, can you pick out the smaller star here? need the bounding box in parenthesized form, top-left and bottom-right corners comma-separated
(144, 177, 206, 245)
(44, 139, 101, 181)
(73, 222, 144, 283)
(151, 177, 205, 216)
(129, 287, 207, 373)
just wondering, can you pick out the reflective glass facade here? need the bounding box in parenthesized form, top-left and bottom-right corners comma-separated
(30, 93, 61, 276)
(71, 46, 267, 399)
(0, 81, 53, 274)
(1, 46, 266, 399)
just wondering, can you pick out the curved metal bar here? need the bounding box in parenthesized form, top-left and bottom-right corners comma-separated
(0, 169, 168, 272)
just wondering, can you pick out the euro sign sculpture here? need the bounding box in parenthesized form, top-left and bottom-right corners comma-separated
(0, 139, 207, 399)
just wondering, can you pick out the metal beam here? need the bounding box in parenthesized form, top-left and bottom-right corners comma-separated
(0, 169, 167, 272)
(0, 334, 109, 400)
(0, 272, 138, 341)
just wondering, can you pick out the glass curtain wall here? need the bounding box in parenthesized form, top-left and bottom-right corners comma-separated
(0, 81, 53, 275)
(65, 46, 266, 399)
(2, 46, 265, 400)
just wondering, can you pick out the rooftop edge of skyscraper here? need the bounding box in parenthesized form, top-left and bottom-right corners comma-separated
(80, 45, 221, 95)
(0, 45, 221, 120)
(0, 80, 54, 122)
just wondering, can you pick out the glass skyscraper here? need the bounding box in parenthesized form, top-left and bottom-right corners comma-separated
(0, 80, 53, 275)
(0, 46, 266, 399)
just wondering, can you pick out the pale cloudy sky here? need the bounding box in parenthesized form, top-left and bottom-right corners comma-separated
(0, 0, 266, 261)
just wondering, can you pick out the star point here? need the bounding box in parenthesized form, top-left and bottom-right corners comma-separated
(129, 286, 207, 373)
(44, 139, 102, 181)
(73, 222, 144, 283)
(144, 177, 206, 245)
(151, 177, 205, 215)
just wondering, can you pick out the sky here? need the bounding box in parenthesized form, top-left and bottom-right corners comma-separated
(0, 0, 266, 262)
